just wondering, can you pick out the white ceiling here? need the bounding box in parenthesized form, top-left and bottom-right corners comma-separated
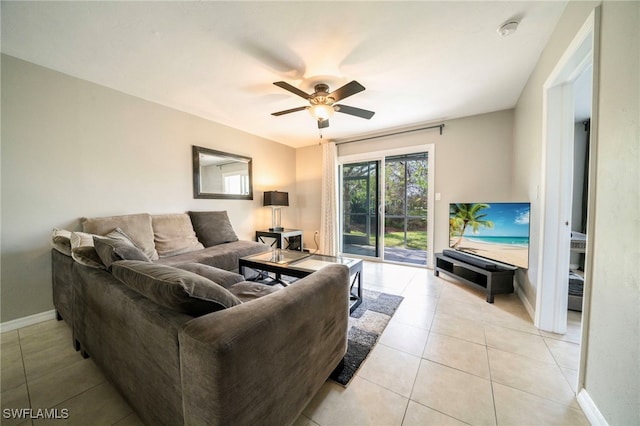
(1, 1, 567, 148)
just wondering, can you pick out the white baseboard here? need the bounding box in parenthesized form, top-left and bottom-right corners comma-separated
(515, 283, 535, 321)
(0, 310, 57, 333)
(577, 389, 609, 426)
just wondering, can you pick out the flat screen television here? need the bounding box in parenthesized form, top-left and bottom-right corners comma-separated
(449, 202, 531, 269)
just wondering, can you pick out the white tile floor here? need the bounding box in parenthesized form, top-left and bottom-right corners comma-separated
(1, 261, 587, 425)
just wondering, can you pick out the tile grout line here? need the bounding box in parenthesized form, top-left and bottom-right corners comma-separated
(16, 328, 34, 414)
(485, 323, 500, 426)
(490, 381, 587, 414)
(541, 335, 581, 396)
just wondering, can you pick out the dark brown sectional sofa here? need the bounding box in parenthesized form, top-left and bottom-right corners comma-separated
(51, 211, 349, 425)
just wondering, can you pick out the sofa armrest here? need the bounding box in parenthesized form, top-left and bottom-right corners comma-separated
(178, 264, 350, 426)
(52, 249, 75, 327)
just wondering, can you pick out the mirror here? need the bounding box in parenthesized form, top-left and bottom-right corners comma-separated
(192, 146, 253, 200)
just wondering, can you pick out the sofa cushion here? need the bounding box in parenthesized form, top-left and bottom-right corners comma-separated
(155, 240, 270, 272)
(227, 281, 280, 302)
(93, 229, 151, 270)
(188, 211, 238, 247)
(51, 228, 72, 256)
(111, 260, 242, 316)
(152, 214, 205, 258)
(82, 213, 159, 261)
(176, 263, 244, 289)
(70, 231, 105, 269)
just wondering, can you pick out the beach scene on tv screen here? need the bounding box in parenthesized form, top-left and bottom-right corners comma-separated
(449, 202, 530, 268)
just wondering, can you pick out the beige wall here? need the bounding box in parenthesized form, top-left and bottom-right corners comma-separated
(295, 144, 323, 251)
(297, 110, 515, 256)
(513, 1, 639, 424)
(586, 2, 639, 424)
(1, 54, 297, 322)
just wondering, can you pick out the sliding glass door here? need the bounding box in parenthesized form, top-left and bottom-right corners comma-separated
(339, 145, 434, 267)
(341, 161, 379, 258)
(384, 153, 429, 265)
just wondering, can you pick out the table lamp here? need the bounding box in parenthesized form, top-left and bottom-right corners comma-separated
(263, 191, 289, 231)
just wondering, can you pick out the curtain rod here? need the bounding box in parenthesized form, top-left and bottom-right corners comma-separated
(335, 123, 445, 145)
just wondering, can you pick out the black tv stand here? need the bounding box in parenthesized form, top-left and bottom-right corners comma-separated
(434, 251, 516, 303)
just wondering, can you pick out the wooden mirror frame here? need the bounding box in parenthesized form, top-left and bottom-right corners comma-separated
(192, 145, 253, 200)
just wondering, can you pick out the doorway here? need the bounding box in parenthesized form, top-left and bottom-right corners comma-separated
(537, 9, 597, 333)
(339, 145, 435, 267)
(537, 8, 599, 397)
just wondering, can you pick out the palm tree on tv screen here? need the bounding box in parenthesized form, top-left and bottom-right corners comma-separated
(450, 203, 494, 248)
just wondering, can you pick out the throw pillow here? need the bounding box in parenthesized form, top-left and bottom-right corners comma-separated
(151, 214, 205, 257)
(70, 231, 105, 269)
(176, 263, 244, 289)
(111, 260, 242, 316)
(93, 230, 151, 270)
(81, 213, 159, 261)
(51, 228, 72, 256)
(188, 211, 239, 247)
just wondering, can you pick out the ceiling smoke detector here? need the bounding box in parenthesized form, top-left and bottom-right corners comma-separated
(497, 20, 519, 36)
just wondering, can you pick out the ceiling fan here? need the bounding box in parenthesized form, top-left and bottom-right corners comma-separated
(271, 80, 375, 129)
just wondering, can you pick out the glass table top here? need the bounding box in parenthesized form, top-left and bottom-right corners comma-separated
(246, 249, 310, 265)
(242, 250, 361, 271)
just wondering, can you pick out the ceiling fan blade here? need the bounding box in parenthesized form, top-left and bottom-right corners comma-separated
(318, 119, 329, 129)
(273, 81, 311, 99)
(271, 106, 308, 116)
(335, 104, 375, 119)
(329, 80, 365, 102)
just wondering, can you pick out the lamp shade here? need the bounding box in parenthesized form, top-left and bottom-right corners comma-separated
(263, 191, 289, 207)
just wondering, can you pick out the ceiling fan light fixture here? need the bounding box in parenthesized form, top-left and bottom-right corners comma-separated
(309, 103, 335, 121)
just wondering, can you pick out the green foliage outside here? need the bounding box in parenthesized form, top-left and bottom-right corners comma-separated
(384, 231, 427, 249)
(345, 230, 427, 249)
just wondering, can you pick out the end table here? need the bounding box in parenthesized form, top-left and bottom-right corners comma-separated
(256, 229, 304, 251)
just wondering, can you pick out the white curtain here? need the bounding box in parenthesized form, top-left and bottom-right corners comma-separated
(320, 141, 338, 256)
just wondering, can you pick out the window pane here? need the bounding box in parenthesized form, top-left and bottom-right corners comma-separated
(385, 159, 405, 216)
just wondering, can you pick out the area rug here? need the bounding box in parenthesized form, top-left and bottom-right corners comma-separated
(329, 289, 404, 386)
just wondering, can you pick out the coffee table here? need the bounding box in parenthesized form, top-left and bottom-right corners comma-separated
(239, 250, 363, 313)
